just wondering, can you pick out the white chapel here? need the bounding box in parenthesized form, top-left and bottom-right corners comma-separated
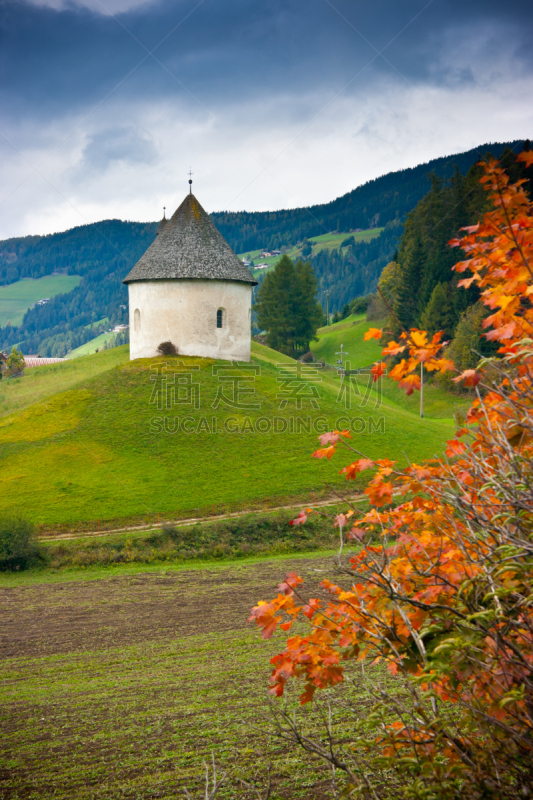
(123, 188, 257, 361)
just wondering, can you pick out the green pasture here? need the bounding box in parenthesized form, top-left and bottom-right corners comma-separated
(0, 341, 453, 527)
(311, 315, 470, 420)
(312, 314, 384, 367)
(308, 227, 384, 250)
(68, 330, 116, 358)
(0, 274, 81, 327)
(0, 346, 126, 419)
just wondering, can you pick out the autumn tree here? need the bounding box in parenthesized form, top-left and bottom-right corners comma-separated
(250, 150, 533, 798)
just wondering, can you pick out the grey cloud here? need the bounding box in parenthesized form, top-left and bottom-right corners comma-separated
(80, 126, 158, 173)
(2, 0, 533, 126)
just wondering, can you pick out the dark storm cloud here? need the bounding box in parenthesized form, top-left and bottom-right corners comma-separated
(2, 0, 533, 122)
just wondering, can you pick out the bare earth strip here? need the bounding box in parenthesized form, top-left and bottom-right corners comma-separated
(0, 555, 380, 799)
(37, 494, 365, 542)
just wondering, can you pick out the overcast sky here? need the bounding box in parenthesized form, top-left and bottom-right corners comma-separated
(1, 0, 532, 239)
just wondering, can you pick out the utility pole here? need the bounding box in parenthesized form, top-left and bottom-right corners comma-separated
(420, 362, 424, 418)
(326, 290, 330, 325)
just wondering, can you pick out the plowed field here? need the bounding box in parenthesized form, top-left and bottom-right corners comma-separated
(0, 556, 373, 799)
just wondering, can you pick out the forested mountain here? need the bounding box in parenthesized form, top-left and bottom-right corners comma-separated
(0, 140, 523, 356)
(210, 141, 521, 252)
(0, 220, 157, 355)
(308, 219, 402, 310)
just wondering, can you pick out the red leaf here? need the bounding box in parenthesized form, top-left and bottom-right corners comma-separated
(289, 510, 308, 526)
(452, 369, 481, 387)
(318, 431, 340, 446)
(445, 439, 467, 457)
(371, 362, 387, 382)
(277, 572, 303, 594)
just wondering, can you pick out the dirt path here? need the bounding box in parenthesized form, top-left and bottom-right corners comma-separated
(38, 493, 366, 542)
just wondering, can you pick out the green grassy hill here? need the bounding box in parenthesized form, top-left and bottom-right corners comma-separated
(0, 275, 81, 328)
(312, 314, 384, 367)
(67, 331, 116, 358)
(0, 341, 454, 528)
(311, 316, 471, 420)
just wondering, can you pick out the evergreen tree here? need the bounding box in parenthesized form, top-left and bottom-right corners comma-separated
(293, 260, 323, 350)
(394, 233, 426, 330)
(254, 255, 322, 355)
(419, 282, 456, 339)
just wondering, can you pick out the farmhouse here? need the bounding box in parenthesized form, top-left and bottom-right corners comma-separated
(123, 190, 257, 361)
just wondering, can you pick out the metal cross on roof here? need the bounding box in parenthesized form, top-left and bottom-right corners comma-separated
(188, 167, 193, 193)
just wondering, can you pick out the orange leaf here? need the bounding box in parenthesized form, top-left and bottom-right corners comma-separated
(364, 327, 382, 341)
(517, 150, 533, 168)
(341, 458, 374, 479)
(410, 330, 428, 348)
(312, 445, 336, 460)
(398, 373, 421, 395)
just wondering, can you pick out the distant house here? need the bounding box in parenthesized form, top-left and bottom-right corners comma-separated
(36, 298, 50, 306)
(270, 249, 281, 256)
(113, 324, 129, 333)
(259, 251, 272, 258)
(241, 259, 252, 267)
(255, 263, 269, 270)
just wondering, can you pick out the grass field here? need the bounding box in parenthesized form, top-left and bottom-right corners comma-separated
(0, 275, 81, 327)
(0, 340, 454, 528)
(0, 347, 126, 419)
(312, 314, 385, 368)
(0, 551, 399, 799)
(67, 330, 116, 358)
(311, 315, 471, 420)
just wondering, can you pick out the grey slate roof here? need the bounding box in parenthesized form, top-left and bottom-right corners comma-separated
(123, 193, 257, 285)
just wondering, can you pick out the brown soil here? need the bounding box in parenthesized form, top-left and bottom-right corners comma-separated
(0, 556, 343, 800)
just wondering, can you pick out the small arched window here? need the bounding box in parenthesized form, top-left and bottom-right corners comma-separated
(134, 308, 141, 332)
(216, 308, 224, 329)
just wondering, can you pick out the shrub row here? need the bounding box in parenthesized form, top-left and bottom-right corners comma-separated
(43, 511, 341, 570)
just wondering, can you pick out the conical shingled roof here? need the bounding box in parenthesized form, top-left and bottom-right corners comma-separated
(123, 194, 257, 285)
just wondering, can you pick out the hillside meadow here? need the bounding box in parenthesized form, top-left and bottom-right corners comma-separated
(0, 274, 81, 328)
(311, 315, 471, 420)
(0, 340, 454, 529)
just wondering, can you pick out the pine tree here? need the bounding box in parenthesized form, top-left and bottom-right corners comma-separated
(293, 260, 323, 351)
(394, 233, 426, 331)
(419, 282, 456, 339)
(254, 255, 322, 355)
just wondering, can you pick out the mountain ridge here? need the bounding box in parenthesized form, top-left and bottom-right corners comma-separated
(0, 139, 524, 356)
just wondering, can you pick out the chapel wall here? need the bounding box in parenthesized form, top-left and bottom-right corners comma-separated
(128, 279, 252, 361)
